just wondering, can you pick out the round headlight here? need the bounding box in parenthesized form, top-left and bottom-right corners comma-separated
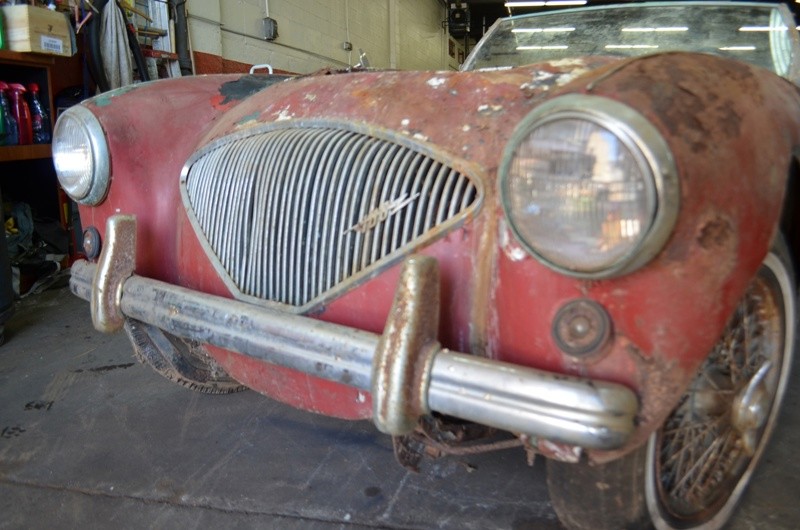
(500, 95, 679, 278)
(52, 105, 110, 205)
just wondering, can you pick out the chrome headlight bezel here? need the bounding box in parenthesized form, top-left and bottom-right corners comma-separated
(52, 105, 110, 206)
(499, 94, 680, 279)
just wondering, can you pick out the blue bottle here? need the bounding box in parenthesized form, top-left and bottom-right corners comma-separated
(0, 92, 5, 145)
(0, 82, 19, 146)
(28, 83, 51, 144)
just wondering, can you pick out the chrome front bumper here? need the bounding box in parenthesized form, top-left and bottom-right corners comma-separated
(69, 215, 639, 450)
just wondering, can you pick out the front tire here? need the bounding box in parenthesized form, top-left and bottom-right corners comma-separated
(548, 240, 797, 529)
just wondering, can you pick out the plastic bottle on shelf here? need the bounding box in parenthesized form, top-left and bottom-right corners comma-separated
(0, 82, 19, 146)
(28, 83, 51, 144)
(0, 85, 6, 145)
(0, 9, 6, 51)
(8, 84, 33, 145)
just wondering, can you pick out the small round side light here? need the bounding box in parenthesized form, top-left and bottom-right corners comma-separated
(82, 226, 102, 260)
(552, 299, 613, 360)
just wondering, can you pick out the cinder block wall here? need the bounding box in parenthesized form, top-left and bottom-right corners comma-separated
(188, 0, 464, 74)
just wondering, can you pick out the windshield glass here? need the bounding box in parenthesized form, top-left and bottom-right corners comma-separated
(463, 2, 799, 80)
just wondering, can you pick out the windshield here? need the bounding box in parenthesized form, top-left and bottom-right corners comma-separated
(463, 2, 800, 81)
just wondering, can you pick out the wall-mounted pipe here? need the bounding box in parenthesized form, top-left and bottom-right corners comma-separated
(170, 0, 193, 75)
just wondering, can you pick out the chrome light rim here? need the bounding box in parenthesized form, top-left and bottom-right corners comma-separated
(499, 94, 680, 279)
(53, 105, 110, 205)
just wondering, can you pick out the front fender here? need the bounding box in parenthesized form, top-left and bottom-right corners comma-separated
(78, 74, 290, 282)
(493, 53, 800, 462)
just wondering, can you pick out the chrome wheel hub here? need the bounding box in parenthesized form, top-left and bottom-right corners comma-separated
(732, 361, 773, 456)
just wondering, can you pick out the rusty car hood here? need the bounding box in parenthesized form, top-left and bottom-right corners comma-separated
(196, 57, 620, 180)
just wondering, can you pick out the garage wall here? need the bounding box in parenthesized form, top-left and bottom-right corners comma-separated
(396, 0, 447, 70)
(187, 0, 463, 74)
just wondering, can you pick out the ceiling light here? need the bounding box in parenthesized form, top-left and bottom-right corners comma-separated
(505, 1, 587, 7)
(516, 45, 569, 50)
(622, 27, 688, 33)
(739, 26, 788, 32)
(605, 44, 659, 49)
(719, 45, 756, 51)
(512, 27, 576, 33)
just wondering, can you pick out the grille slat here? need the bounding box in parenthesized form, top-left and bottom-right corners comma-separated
(183, 126, 479, 308)
(320, 132, 358, 295)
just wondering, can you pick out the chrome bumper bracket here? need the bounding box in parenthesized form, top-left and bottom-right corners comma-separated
(91, 215, 136, 333)
(372, 255, 440, 436)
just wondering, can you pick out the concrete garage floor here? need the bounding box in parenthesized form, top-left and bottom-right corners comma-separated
(0, 284, 798, 530)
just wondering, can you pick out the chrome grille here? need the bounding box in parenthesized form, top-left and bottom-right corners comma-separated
(182, 126, 479, 308)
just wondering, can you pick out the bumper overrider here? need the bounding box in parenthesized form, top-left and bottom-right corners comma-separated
(70, 215, 639, 450)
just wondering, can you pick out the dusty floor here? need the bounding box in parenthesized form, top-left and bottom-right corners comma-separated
(0, 284, 798, 529)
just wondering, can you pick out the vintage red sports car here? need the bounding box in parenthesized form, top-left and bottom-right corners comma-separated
(54, 2, 799, 529)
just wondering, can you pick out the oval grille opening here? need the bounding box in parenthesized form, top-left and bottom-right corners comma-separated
(183, 126, 479, 308)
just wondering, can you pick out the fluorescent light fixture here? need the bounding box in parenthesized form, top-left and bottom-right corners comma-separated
(505, 1, 587, 7)
(621, 27, 688, 33)
(739, 26, 788, 32)
(512, 27, 576, 33)
(605, 44, 659, 49)
(719, 45, 756, 51)
(516, 45, 570, 50)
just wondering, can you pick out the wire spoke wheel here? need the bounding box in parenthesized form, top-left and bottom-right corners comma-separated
(646, 249, 795, 528)
(547, 241, 796, 530)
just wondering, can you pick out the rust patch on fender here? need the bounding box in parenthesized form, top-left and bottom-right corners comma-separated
(697, 216, 734, 250)
(590, 339, 683, 464)
(604, 54, 758, 154)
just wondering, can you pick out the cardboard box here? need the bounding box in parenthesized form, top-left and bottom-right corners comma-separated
(1, 5, 74, 57)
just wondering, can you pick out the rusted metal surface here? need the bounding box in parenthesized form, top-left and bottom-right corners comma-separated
(90, 215, 136, 333)
(70, 51, 800, 460)
(392, 416, 522, 471)
(372, 256, 440, 435)
(535, 439, 583, 464)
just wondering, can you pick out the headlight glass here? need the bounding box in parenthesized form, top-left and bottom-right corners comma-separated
(501, 95, 678, 278)
(52, 105, 110, 205)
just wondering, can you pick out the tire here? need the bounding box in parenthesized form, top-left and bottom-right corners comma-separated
(124, 319, 247, 394)
(547, 238, 797, 530)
